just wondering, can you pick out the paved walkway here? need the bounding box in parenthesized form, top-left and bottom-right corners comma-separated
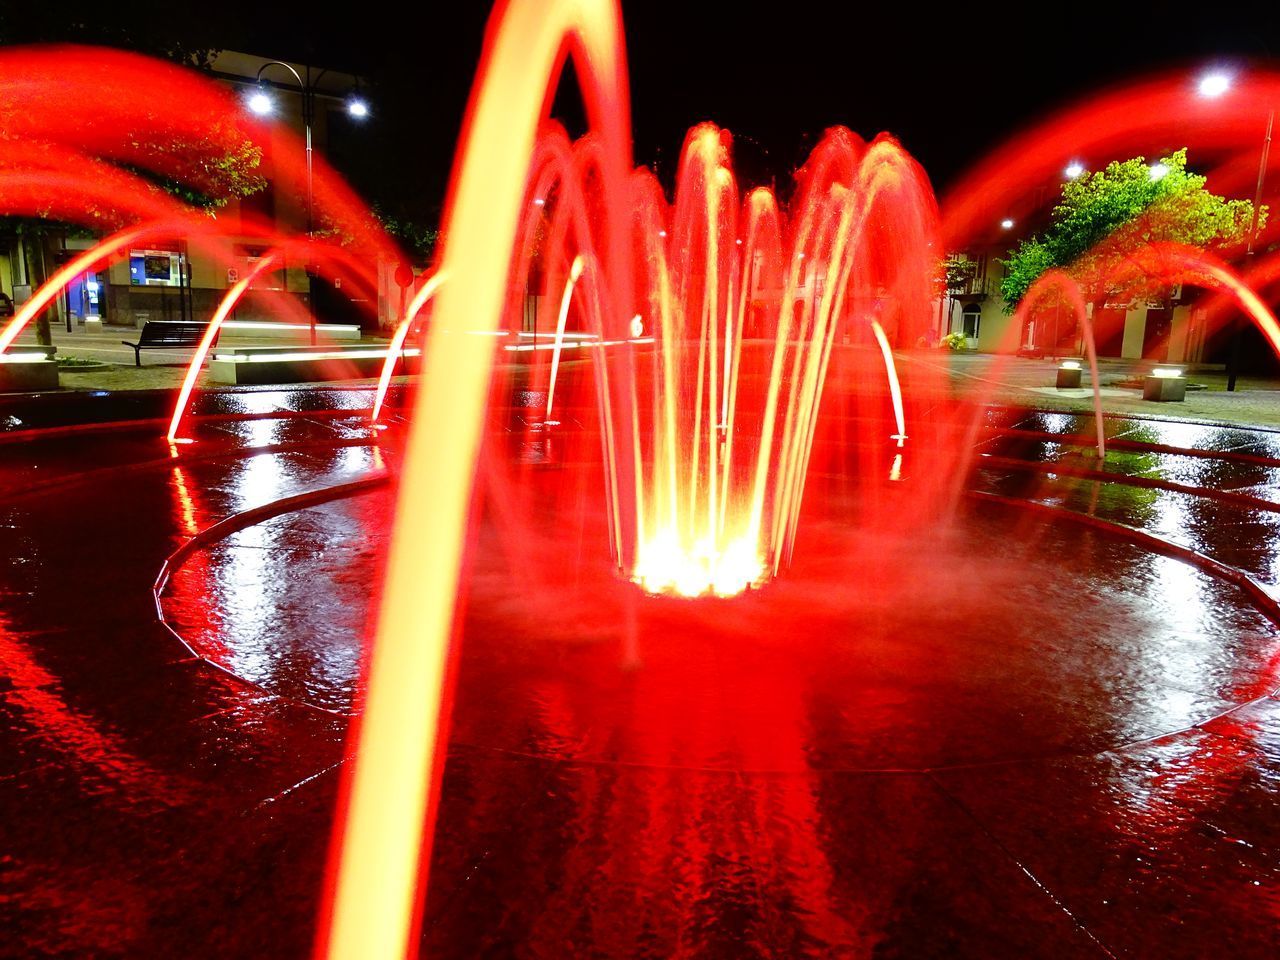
(913, 351, 1280, 430)
(11, 327, 1280, 432)
(9, 323, 396, 392)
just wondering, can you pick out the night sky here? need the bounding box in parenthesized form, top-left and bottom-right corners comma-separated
(4, 2, 1278, 226)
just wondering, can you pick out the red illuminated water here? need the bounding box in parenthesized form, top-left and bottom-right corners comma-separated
(5, 2, 1280, 958)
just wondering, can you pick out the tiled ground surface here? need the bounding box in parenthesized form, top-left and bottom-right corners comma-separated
(2, 391, 1279, 958)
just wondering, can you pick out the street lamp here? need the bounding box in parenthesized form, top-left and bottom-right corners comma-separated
(1065, 161, 1085, 180)
(1000, 218, 1015, 230)
(1198, 71, 1232, 99)
(249, 61, 369, 344)
(1198, 67, 1272, 390)
(247, 91, 274, 116)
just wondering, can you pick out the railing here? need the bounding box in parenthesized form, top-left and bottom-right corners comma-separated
(947, 273, 995, 298)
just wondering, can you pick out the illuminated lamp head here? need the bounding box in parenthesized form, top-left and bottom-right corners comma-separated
(247, 90, 274, 116)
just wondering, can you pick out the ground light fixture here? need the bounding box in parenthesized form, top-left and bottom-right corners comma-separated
(1144, 366, 1188, 401)
(1056, 358, 1083, 389)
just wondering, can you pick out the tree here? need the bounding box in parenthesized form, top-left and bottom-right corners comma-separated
(1000, 149, 1260, 311)
(0, 9, 266, 343)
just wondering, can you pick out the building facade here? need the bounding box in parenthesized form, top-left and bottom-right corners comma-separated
(0, 50, 375, 332)
(941, 248, 1217, 365)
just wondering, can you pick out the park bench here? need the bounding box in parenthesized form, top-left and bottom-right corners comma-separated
(122, 321, 213, 367)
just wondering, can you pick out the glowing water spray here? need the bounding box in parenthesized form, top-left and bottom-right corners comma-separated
(545, 255, 585, 424)
(320, 2, 631, 958)
(871, 320, 907, 446)
(370, 270, 447, 425)
(167, 253, 284, 443)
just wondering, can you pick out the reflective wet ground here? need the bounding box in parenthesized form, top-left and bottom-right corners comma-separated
(2, 388, 1280, 958)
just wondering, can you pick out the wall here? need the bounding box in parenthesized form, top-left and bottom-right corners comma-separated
(1120, 309, 1146, 359)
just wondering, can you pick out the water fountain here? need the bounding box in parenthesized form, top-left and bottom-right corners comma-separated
(3, 3, 1280, 959)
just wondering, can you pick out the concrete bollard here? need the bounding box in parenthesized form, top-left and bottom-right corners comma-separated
(1143, 368, 1186, 402)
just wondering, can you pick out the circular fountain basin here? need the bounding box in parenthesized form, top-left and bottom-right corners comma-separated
(161, 475, 1280, 773)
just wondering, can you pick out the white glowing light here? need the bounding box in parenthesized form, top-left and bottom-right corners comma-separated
(889, 453, 903, 482)
(1149, 163, 1170, 181)
(1060, 359, 1082, 370)
(633, 531, 764, 598)
(1153, 367, 1183, 379)
(247, 91, 273, 115)
(1065, 162, 1085, 179)
(630, 314, 644, 338)
(347, 98, 370, 119)
(1198, 72, 1231, 98)
(1000, 218, 1015, 230)
(213, 349, 419, 363)
(222, 320, 359, 333)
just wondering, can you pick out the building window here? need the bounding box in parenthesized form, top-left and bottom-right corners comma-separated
(962, 304, 981, 339)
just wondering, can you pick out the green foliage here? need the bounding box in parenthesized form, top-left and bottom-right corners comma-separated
(942, 254, 977, 291)
(940, 331, 968, 351)
(373, 207, 439, 260)
(1000, 149, 1261, 311)
(118, 134, 266, 212)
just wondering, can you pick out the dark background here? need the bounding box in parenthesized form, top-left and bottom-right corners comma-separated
(3, 2, 1277, 229)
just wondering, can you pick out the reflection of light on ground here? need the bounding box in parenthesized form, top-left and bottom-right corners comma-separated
(1151, 555, 1210, 634)
(234, 391, 291, 416)
(1146, 483, 1193, 547)
(232, 452, 287, 512)
(171, 465, 199, 536)
(0, 613, 185, 803)
(338, 444, 375, 476)
(1041, 413, 1074, 434)
(241, 417, 282, 448)
(218, 532, 277, 687)
(1143, 420, 1214, 450)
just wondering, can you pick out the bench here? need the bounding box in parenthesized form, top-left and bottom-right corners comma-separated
(122, 321, 213, 367)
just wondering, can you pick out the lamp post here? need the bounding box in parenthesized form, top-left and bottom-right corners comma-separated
(1200, 70, 1271, 391)
(247, 61, 369, 344)
(1229, 110, 1274, 391)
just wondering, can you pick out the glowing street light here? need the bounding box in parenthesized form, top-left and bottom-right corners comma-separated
(247, 61, 370, 344)
(1149, 162, 1170, 181)
(1065, 161, 1085, 179)
(247, 90, 274, 115)
(1198, 63, 1274, 391)
(1000, 218, 1015, 230)
(1198, 71, 1232, 98)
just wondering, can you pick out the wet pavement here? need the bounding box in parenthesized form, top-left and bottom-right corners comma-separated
(2, 387, 1279, 958)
